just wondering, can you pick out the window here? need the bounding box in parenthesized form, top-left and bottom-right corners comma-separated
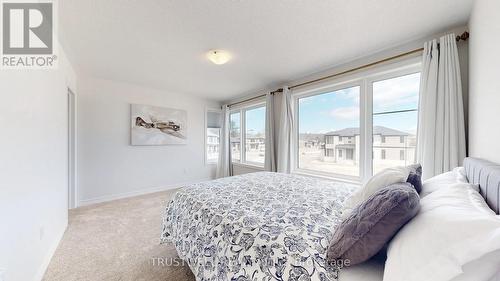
(297, 85, 360, 177)
(346, 149, 354, 160)
(206, 110, 221, 164)
(293, 59, 420, 181)
(230, 112, 241, 162)
(372, 72, 420, 174)
(245, 106, 266, 164)
(230, 103, 266, 166)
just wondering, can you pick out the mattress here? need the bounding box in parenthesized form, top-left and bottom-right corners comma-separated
(161, 172, 361, 281)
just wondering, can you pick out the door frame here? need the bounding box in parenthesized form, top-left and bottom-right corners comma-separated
(68, 88, 77, 209)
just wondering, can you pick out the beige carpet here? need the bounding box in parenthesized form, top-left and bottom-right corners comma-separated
(43, 190, 195, 281)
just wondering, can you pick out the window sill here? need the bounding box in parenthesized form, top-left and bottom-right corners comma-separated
(292, 169, 361, 186)
(232, 162, 265, 171)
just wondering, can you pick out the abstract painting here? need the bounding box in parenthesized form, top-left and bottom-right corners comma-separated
(131, 104, 187, 145)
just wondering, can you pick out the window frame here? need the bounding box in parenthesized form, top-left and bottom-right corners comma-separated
(230, 100, 267, 168)
(291, 57, 421, 183)
(205, 108, 222, 165)
(366, 64, 421, 177)
(229, 111, 242, 163)
(292, 79, 364, 182)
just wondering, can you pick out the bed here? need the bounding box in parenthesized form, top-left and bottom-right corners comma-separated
(161, 172, 364, 280)
(161, 157, 500, 281)
(463, 157, 500, 214)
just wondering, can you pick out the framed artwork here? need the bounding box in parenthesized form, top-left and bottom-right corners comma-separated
(131, 104, 187, 145)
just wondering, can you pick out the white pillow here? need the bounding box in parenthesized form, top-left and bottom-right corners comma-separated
(420, 166, 471, 197)
(451, 249, 500, 281)
(384, 182, 500, 281)
(454, 166, 469, 183)
(342, 166, 409, 217)
(489, 272, 500, 281)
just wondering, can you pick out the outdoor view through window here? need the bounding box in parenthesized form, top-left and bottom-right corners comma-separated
(298, 72, 420, 178)
(298, 86, 361, 176)
(230, 105, 266, 165)
(372, 73, 420, 174)
(230, 112, 241, 162)
(245, 107, 266, 164)
(206, 111, 221, 163)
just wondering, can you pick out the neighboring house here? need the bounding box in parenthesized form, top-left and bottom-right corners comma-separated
(206, 129, 220, 155)
(324, 128, 361, 164)
(246, 134, 265, 151)
(231, 137, 241, 153)
(230, 135, 265, 153)
(299, 133, 325, 149)
(324, 126, 416, 164)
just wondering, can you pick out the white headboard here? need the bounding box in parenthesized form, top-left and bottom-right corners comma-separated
(464, 157, 500, 214)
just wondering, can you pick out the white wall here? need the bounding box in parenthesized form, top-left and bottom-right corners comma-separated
(468, 0, 500, 163)
(0, 47, 77, 281)
(77, 77, 220, 205)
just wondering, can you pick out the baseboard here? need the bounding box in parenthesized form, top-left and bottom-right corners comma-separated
(34, 222, 67, 281)
(77, 178, 212, 207)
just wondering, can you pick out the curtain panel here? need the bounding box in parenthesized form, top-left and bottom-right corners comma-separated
(216, 105, 232, 178)
(416, 33, 466, 180)
(277, 87, 294, 173)
(264, 93, 277, 172)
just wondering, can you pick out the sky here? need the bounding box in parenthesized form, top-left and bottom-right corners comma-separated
(230, 106, 266, 136)
(245, 106, 266, 135)
(299, 72, 420, 135)
(231, 72, 420, 136)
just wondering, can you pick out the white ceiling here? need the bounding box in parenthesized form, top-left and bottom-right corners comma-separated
(59, 0, 474, 101)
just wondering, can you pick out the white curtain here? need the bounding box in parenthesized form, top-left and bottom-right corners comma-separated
(264, 93, 277, 172)
(417, 33, 466, 180)
(216, 105, 232, 178)
(277, 87, 294, 173)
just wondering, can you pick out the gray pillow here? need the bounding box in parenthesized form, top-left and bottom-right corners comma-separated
(327, 182, 420, 266)
(407, 164, 423, 193)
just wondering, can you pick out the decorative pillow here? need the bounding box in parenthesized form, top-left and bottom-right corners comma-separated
(406, 164, 422, 193)
(342, 166, 410, 218)
(384, 183, 500, 281)
(327, 182, 420, 265)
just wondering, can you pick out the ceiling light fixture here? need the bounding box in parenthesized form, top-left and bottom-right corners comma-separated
(207, 50, 231, 65)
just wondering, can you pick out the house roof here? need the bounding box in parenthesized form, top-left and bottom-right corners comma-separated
(299, 133, 325, 142)
(325, 126, 410, 136)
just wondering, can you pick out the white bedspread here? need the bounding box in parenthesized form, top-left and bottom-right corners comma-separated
(161, 172, 357, 281)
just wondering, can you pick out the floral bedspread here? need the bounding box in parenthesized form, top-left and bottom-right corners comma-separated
(161, 172, 356, 281)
